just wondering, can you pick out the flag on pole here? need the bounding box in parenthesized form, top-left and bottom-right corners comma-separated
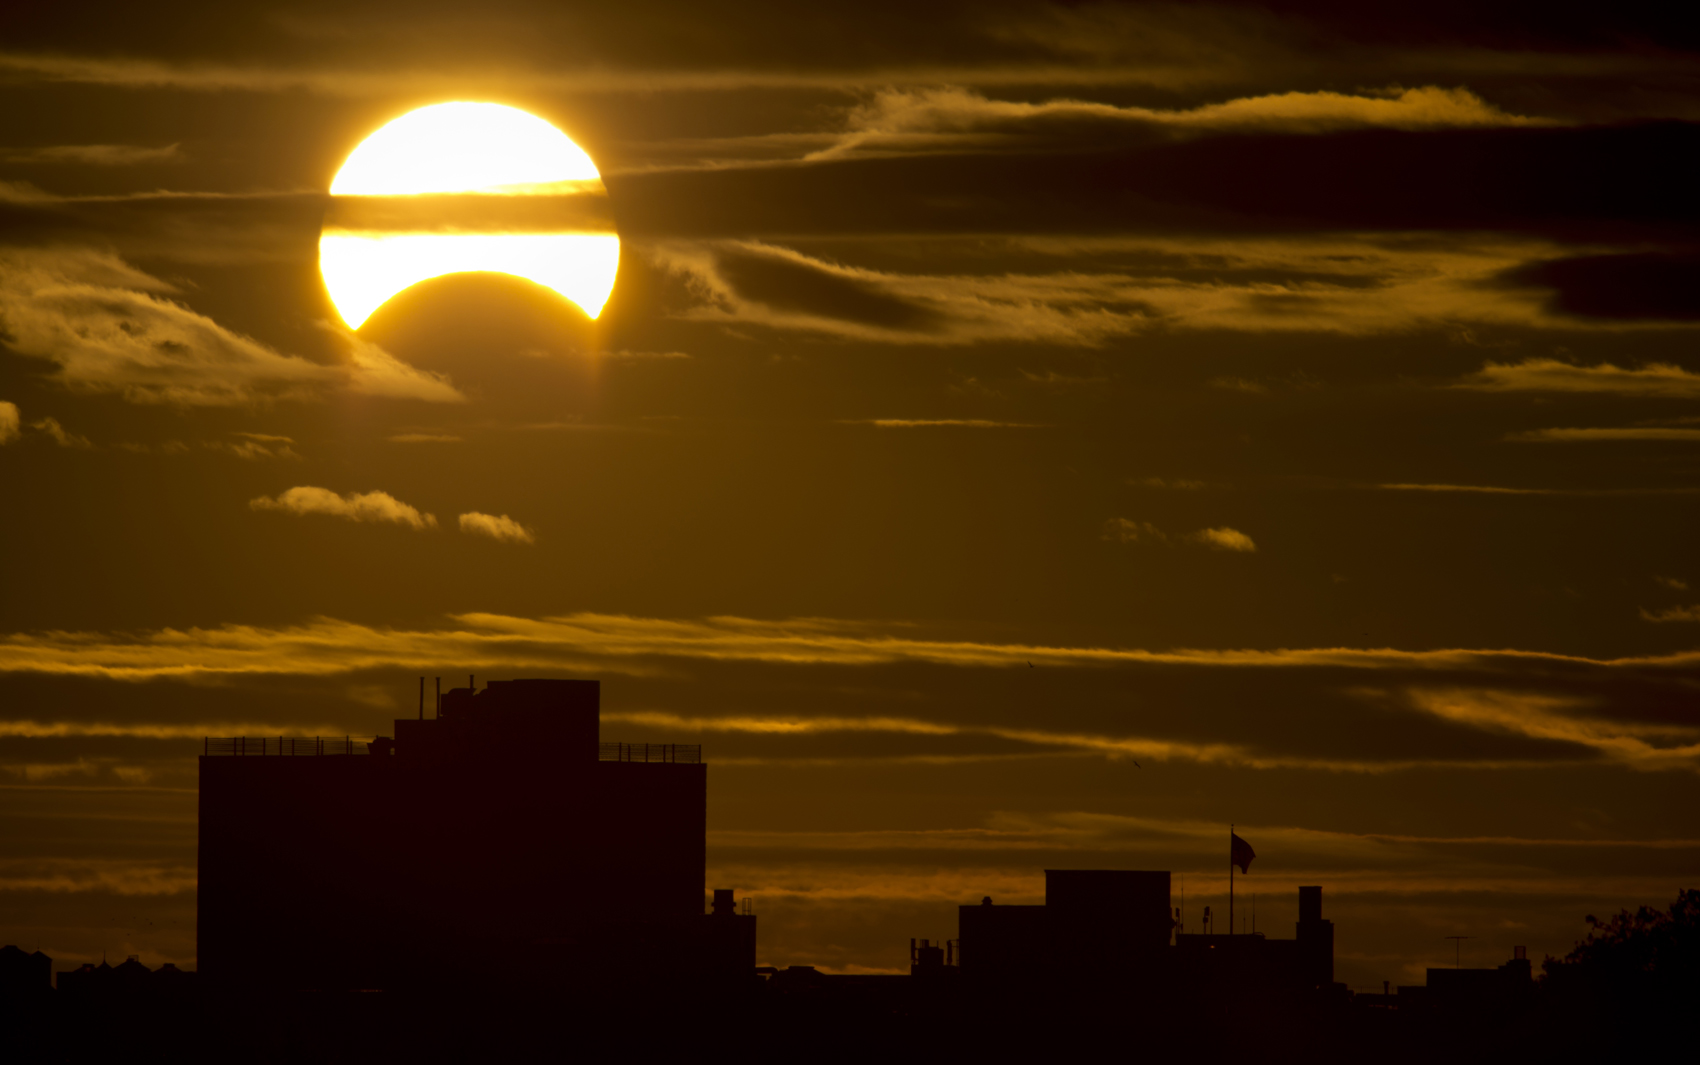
(1231, 831, 1256, 874)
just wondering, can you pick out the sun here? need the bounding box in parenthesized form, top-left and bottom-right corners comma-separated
(319, 102, 619, 329)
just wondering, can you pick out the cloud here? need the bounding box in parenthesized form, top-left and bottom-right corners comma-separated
(249, 487, 436, 530)
(388, 433, 462, 443)
(211, 434, 300, 460)
(845, 419, 1044, 429)
(1655, 576, 1688, 591)
(0, 248, 463, 405)
(1, 612, 1696, 775)
(1104, 520, 1256, 552)
(1508, 427, 1700, 443)
(1375, 482, 1700, 497)
(1641, 605, 1700, 623)
(1400, 688, 1700, 773)
(1103, 518, 1166, 544)
(648, 235, 1567, 346)
(0, 857, 194, 897)
(0, 404, 94, 448)
(3, 143, 182, 166)
(3, 611, 1695, 684)
(334, 329, 466, 403)
(1191, 527, 1257, 552)
(28, 416, 93, 449)
(1379, 483, 1557, 495)
(1460, 358, 1700, 397)
(0, 248, 335, 404)
(818, 86, 1550, 159)
(458, 512, 535, 544)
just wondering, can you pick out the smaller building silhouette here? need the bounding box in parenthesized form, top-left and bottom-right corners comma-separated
(0, 945, 51, 997)
(959, 870, 1339, 1001)
(1398, 946, 1535, 1015)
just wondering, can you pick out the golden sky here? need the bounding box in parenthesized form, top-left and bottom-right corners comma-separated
(1, 0, 1697, 988)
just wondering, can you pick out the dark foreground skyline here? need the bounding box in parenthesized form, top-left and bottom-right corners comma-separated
(1, 1, 1698, 989)
(2, 676, 1691, 1064)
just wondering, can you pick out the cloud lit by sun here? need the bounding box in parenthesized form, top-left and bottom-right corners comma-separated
(320, 102, 619, 328)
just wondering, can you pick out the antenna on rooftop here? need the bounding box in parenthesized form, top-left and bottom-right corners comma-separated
(1444, 935, 1475, 968)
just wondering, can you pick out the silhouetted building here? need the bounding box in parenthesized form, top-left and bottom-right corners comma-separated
(959, 872, 1337, 1002)
(55, 955, 197, 999)
(1400, 947, 1535, 1015)
(960, 870, 1172, 989)
(199, 679, 709, 991)
(1296, 883, 1335, 986)
(704, 888, 758, 984)
(55, 959, 110, 996)
(0, 945, 51, 997)
(1048, 869, 1172, 976)
(1174, 885, 1339, 997)
(959, 896, 1047, 990)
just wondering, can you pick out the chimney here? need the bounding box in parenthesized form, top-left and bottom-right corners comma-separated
(1299, 885, 1323, 924)
(712, 888, 736, 917)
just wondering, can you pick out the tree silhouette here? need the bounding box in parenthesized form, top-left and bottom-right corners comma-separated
(1542, 888, 1699, 1009)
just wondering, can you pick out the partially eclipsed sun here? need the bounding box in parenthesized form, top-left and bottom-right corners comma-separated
(320, 102, 619, 329)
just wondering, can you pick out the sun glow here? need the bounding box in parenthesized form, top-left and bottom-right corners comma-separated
(320, 102, 619, 328)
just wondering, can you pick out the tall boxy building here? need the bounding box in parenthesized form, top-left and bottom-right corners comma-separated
(198, 679, 707, 991)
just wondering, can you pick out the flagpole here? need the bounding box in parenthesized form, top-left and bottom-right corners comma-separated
(1229, 823, 1235, 936)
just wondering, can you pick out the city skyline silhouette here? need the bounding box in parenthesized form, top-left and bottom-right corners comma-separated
(2, 3, 1698, 1059)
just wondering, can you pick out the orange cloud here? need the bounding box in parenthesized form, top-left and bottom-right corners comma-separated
(1460, 358, 1700, 397)
(250, 486, 436, 530)
(458, 511, 536, 544)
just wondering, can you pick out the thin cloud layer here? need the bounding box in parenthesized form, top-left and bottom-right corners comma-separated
(334, 328, 465, 403)
(458, 512, 535, 544)
(1104, 520, 1254, 552)
(1397, 688, 1700, 773)
(847, 419, 1043, 429)
(819, 85, 1549, 159)
(249, 487, 436, 530)
(3, 143, 182, 166)
(1509, 427, 1700, 443)
(1103, 518, 1166, 544)
(29, 415, 92, 449)
(1, 610, 1694, 681)
(0, 612, 1695, 773)
(0, 248, 336, 405)
(1641, 605, 1700, 623)
(0, 401, 18, 444)
(0, 248, 462, 405)
(651, 236, 1571, 345)
(1460, 358, 1700, 396)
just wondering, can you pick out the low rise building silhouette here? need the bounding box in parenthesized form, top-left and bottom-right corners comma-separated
(1399, 946, 1535, 1015)
(959, 870, 1339, 1002)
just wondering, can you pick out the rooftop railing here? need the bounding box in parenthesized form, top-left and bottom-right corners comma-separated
(598, 742, 701, 764)
(203, 737, 366, 756)
(202, 738, 702, 762)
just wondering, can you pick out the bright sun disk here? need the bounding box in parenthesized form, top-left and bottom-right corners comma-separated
(320, 102, 619, 329)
